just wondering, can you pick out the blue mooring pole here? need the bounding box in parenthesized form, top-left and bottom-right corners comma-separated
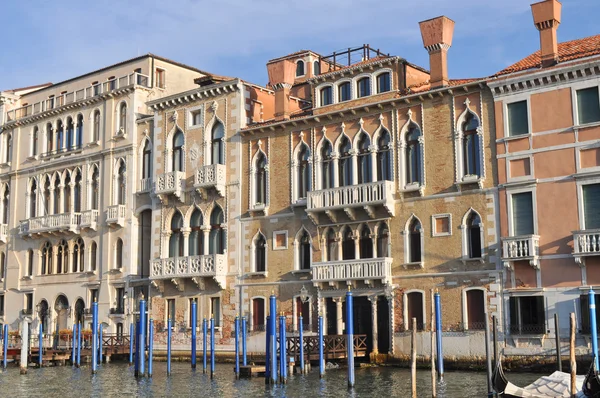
(91, 300, 98, 374)
(242, 316, 247, 366)
(235, 316, 240, 379)
(346, 289, 355, 389)
(191, 300, 197, 369)
(167, 319, 172, 376)
(98, 325, 103, 366)
(38, 323, 43, 367)
(265, 315, 270, 383)
(299, 314, 304, 374)
(590, 287, 599, 370)
(77, 322, 81, 367)
(3, 324, 8, 369)
(129, 322, 134, 365)
(434, 291, 444, 380)
(318, 315, 324, 378)
(134, 321, 139, 377)
(280, 314, 287, 384)
(210, 318, 215, 379)
(139, 296, 146, 376)
(72, 324, 76, 366)
(202, 318, 207, 374)
(269, 294, 277, 385)
(148, 319, 154, 377)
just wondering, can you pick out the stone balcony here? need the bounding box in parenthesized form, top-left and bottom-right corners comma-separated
(574, 229, 600, 265)
(138, 178, 153, 194)
(150, 254, 227, 291)
(0, 224, 7, 243)
(19, 212, 81, 236)
(106, 205, 125, 227)
(155, 171, 184, 202)
(80, 209, 99, 231)
(501, 235, 540, 269)
(306, 180, 395, 223)
(311, 257, 393, 288)
(194, 164, 226, 197)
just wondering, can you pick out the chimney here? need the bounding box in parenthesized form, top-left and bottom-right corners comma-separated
(419, 16, 455, 89)
(531, 0, 561, 68)
(266, 59, 296, 121)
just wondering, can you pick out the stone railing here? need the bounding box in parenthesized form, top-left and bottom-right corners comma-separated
(106, 205, 126, 227)
(80, 209, 99, 230)
(574, 229, 600, 261)
(311, 257, 393, 285)
(194, 164, 226, 196)
(138, 178, 153, 193)
(307, 180, 395, 215)
(0, 224, 7, 243)
(150, 254, 227, 288)
(502, 235, 540, 267)
(19, 212, 81, 235)
(155, 171, 184, 199)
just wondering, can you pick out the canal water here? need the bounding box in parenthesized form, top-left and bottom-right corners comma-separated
(0, 362, 541, 397)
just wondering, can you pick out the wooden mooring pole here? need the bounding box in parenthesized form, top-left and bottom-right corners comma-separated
(555, 313, 562, 372)
(411, 317, 417, 398)
(570, 312, 576, 398)
(430, 289, 436, 398)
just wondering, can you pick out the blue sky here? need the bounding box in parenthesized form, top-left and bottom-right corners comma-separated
(1, 0, 599, 91)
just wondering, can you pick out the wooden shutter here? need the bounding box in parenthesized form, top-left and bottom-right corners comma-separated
(583, 184, 600, 229)
(512, 192, 534, 235)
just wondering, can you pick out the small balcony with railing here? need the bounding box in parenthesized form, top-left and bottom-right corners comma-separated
(19, 212, 81, 236)
(138, 178, 153, 194)
(311, 257, 393, 288)
(0, 224, 7, 243)
(501, 235, 540, 269)
(150, 254, 227, 290)
(106, 205, 125, 228)
(80, 209, 99, 230)
(155, 171, 185, 203)
(194, 164, 226, 197)
(574, 229, 600, 265)
(306, 180, 395, 223)
(5, 72, 150, 124)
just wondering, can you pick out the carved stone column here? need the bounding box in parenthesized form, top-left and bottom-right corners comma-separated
(201, 226, 211, 256)
(334, 297, 344, 335)
(369, 295, 379, 355)
(181, 228, 191, 257)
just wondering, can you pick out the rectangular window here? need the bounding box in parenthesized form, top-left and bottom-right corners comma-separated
(167, 298, 176, 327)
(115, 288, 124, 314)
(357, 78, 370, 98)
(339, 83, 351, 102)
(580, 294, 600, 334)
(583, 183, 600, 229)
(188, 298, 199, 328)
(377, 73, 391, 93)
(25, 293, 33, 314)
(512, 191, 534, 236)
(432, 214, 451, 237)
(406, 292, 424, 331)
(107, 76, 116, 91)
(190, 110, 202, 126)
(507, 100, 529, 136)
(577, 87, 600, 125)
(210, 297, 221, 328)
(0, 294, 4, 316)
(320, 87, 332, 106)
(90, 289, 98, 305)
(252, 298, 265, 330)
(156, 69, 166, 89)
(509, 296, 545, 335)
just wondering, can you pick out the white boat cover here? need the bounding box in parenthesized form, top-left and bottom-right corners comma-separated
(503, 371, 586, 397)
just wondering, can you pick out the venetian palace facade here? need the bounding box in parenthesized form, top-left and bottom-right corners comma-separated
(0, 0, 597, 358)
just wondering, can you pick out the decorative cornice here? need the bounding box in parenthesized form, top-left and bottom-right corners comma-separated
(148, 80, 241, 111)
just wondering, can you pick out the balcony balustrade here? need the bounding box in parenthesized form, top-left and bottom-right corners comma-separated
(80, 209, 99, 230)
(155, 171, 184, 202)
(194, 164, 226, 196)
(574, 229, 600, 265)
(138, 178, 153, 193)
(306, 180, 395, 222)
(501, 235, 540, 269)
(311, 257, 393, 287)
(150, 254, 226, 289)
(19, 212, 81, 236)
(106, 205, 125, 227)
(0, 224, 7, 243)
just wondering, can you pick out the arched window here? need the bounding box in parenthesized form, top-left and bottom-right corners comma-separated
(172, 129, 184, 172)
(76, 114, 83, 148)
(189, 209, 203, 256)
(32, 127, 39, 156)
(357, 77, 371, 98)
(297, 143, 310, 200)
(313, 60, 321, 76)
(91, 167, 99, 210)
(169, 211, 184, 258)
(56, 120, 64, 151)
(119, 103, 127, 134)
(209, 207, 225, 255)
(74, 172, 82, 213)
(5, 134, 12, 163)
(296, 60, 305, 77)
(359, 226, 373, 259)
(43, 178, 51, 216)
(92, 110, 100, 142)
(320, 86, 332, 106)
(64, 174, 71, 213)
(408, 218, 422, 263)
(56, 240, 68, 274)
(321, 141, 334, 190)
(142, 140, 152, 180)
(255, 152, 267, 205)
(325, 228, 337, 262)
(467, 212, 482, 259)
(116, 238, 123, 269)
(376, 222, 389, 257)
(90, 241, 97, 272)
(72, 238, 84, 272)
(377, 130, 392, 181)
(211, 122, 225, 165)
(117, 161, 126, 205)
(406, 123, 422, 185)
(254, 233, 266, 273)
(462, 112, 481, 177)
(376, 72, 391, 93)
(42, 241, 52, 274)
(2, 184, 9, 225)
(298, 230, 311, 270)
(339, 82, 351, 102)
(52, 174, 61, 215)
(341, 227, 355, 260)
(357, 134, 371, 184)
(26, 249, 33, 277)
(66, 117, 74, 149)
(29, 179, 37, 218)
(46, 123, 54, 153)
(338, 136, 352, 187)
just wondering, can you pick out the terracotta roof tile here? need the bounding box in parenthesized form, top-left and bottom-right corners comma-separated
(496, 34, 600, 76)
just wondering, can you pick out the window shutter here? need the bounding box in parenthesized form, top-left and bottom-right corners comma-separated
(577, 87, 600, 125)
(512, 192, 534, 236)
(581, 294, 590, 334)
(583, 184, 600, 229)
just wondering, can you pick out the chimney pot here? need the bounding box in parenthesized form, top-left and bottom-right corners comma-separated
(531, 0, 562, 67)
(419, 16, 455, 88)
(266, 60, 296, 121)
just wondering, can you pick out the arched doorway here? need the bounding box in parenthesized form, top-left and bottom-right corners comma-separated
(74, 298, 85, 326)
(55, 295, 69, 331)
